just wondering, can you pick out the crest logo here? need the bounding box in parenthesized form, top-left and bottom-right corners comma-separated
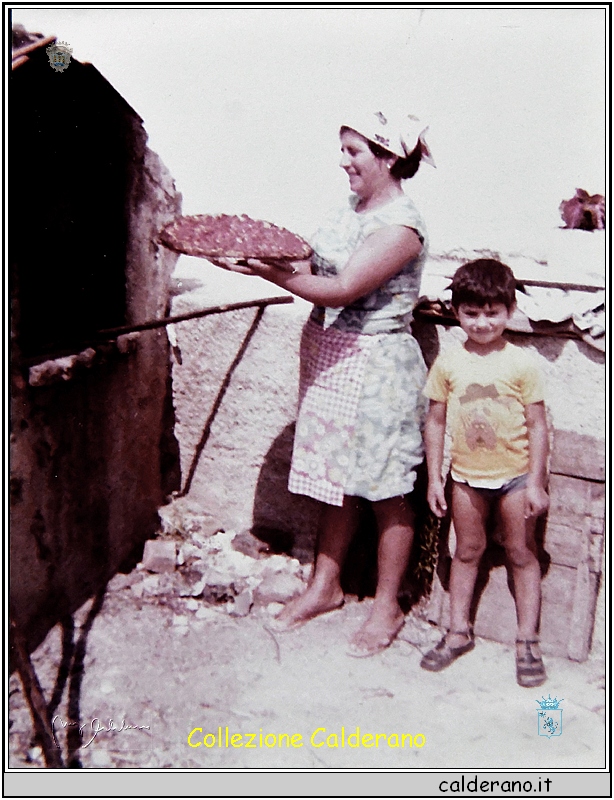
(536, 695, 563, 738)
(46, 41, 73, 73)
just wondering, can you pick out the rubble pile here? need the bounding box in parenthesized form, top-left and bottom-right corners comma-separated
(106, 503, 310, 627)
(106, 501, 444, 649)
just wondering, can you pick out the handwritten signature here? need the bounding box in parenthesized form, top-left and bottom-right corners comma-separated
(51, 716, 150, 748)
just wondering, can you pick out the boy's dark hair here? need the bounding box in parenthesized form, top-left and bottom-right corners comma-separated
(450, 259, 517, 310)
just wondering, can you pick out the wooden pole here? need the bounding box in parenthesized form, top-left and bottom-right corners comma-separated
(10, 615, 65, 768)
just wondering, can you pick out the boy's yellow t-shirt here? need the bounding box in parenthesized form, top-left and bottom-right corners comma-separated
(424, 341, 545, 487)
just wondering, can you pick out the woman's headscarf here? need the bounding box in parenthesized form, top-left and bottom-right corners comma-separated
(342, 110, 435, 167)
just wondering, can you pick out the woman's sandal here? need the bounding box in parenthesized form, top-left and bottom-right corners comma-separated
(516, 638, 547, 688)
(346, 616, 405, 659)
(420, 629, 475, 672)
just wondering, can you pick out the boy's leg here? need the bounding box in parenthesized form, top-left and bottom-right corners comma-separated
(420, 482, 486, 670)
(348, 495, 413, 653)
(497, 489, 542, 639)
(447, 482, 489, 647)
(497, 488, 546, 686)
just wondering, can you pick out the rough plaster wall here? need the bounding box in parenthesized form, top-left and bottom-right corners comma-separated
(170, 292, 320, 559)
(10, 141, 180, 651)
(170, 261, 605, 658)
(171, 262, 604, 559)
(126, 148, 182, 325)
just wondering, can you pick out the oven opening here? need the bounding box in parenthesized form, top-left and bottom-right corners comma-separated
(11, 59, 132, 360)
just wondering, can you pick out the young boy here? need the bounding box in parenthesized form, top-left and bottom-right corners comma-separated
(420, 259, 550, 687)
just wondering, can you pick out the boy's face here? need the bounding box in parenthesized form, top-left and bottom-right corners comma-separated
(456, 302, 514, 347)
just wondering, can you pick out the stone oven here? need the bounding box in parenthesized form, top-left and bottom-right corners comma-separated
(10, 29, 182, 650)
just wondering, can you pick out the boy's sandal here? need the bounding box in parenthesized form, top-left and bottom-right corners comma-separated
(420, 629, 475, 672)
(516, 638, 547, 688)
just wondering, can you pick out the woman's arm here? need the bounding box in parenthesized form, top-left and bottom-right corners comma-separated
(241, 225, 423, 307)
(424, 399, 448, 518)
(525, 400, 550, 518)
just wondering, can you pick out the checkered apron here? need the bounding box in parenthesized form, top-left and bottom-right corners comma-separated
(288, 319, 375, 506)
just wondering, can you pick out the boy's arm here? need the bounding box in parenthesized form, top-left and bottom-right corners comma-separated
(424, 399, 448, 517)
(525, 400, 550, 518)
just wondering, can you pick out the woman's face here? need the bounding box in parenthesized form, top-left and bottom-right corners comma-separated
(339, 129, 394, 199)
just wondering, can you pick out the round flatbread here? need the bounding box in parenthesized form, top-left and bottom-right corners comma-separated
(159, 214, 312, 262)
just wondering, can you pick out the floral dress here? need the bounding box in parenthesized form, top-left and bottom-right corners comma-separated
(287, 193, 428, 506)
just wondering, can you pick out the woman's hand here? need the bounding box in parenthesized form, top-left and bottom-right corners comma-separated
(246, 258, 312, 277)
(238, 225, 422, 306)
(280, 258, 313, 275)
(244, 258, 283, 280)
(207, 256, 312, 280)
(209, 224, 421, 308)
(206, 256, 254, 274)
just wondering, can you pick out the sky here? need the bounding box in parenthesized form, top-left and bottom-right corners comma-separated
(12, 5, 607, 254)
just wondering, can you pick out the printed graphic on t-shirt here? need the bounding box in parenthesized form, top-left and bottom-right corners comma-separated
(458, 383, 514, 453)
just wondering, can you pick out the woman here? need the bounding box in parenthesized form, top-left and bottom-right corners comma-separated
(223, 110, 434, 656)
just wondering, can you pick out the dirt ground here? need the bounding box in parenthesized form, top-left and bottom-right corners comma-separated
(9, 509, 606, 772)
